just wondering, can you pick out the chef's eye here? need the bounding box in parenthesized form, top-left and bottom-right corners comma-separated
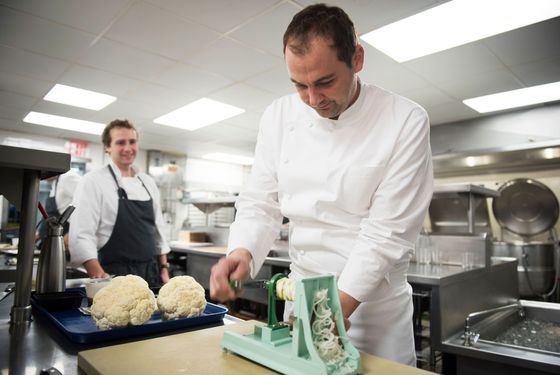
(317, 80, 333, 87)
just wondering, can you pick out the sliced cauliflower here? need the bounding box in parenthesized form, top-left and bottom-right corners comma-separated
(157, 276, 207, 320)
(91, 274, 156, 329)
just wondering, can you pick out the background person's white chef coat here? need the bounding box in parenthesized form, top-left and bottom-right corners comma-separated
(227, 82, 433, 365)
(69, 160, 170, 268)
(50, 169, 81, 216)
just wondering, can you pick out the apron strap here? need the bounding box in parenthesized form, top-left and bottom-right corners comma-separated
(107, 165, 152, 200)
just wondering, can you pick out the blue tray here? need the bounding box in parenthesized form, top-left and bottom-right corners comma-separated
(31, 288, 228, 344)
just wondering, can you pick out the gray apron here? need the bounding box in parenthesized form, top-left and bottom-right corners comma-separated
(98, 166, 160, 287)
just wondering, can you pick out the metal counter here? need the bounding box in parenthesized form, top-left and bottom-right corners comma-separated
(407, 262, 487, 286)
(0, 281, 241, 375)
(408, 259, 518, 363)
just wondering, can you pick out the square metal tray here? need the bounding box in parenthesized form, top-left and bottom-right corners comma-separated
(31, 287, 228, 344)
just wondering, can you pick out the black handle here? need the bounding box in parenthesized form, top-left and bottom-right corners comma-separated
(57, 205, 75, 226)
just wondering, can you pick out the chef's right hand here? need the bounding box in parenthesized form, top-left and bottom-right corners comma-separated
(210, 248, 252, 302)
(83, 259, 110, 279)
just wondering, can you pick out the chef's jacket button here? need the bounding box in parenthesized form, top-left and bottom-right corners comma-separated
(308, 123, 313, 128)
(284, 159, 289, 164)
(299, 250, 305, 255)
(289, 126, 294, 132)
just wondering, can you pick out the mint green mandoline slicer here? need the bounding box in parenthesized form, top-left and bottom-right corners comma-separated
(221, 273, 362, 374)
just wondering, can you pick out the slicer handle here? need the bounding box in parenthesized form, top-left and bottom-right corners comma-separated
(267, 273, 288, 329)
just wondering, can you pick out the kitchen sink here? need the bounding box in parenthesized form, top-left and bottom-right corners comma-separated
(472, 300, 560, 356)
(442, 300, 560, 374)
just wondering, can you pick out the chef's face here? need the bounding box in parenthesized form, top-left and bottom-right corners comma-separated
(105, 127, 138, 170)
(286, 36, 364, 119)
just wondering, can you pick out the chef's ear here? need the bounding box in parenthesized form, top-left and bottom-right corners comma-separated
(353, 44, 364, 73)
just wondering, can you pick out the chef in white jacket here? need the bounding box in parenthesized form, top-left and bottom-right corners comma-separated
(69, 119, 170, 287)
(210, 4, 433, 366)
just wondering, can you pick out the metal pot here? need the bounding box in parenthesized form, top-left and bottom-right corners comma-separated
(492, 241, 556, 297)
(492, 178, 559, 237)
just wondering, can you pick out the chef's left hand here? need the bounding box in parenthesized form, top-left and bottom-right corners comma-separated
(337, 290, 360, 333)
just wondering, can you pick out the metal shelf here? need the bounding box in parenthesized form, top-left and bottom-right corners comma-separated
(183, 196, 237, 215)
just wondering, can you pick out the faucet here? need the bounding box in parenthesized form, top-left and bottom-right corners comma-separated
(463, 300, 524, 346)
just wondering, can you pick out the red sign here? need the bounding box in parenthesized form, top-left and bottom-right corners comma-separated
(66, 141, 89, 158)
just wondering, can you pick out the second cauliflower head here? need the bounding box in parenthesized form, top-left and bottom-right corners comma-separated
(91, 274, 156, 329)
(157, 276, 207, 320)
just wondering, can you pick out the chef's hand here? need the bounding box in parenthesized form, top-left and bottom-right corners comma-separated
(83, 259, 110, 279)
(336, 290, 360, 334)
(160, 267, 170, 284)
(210, 248, 252, 302)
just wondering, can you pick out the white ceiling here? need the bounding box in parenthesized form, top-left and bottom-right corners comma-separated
(1, 0, 559, 160)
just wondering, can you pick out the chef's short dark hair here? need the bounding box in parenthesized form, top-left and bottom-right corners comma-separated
(102, 119, 137, 147)
(283, 3, 357, 68)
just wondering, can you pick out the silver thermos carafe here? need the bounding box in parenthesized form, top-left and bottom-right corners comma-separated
(36, 205, 75, 293)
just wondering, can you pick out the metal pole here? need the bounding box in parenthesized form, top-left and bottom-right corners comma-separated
(10, 169, 40, 324)
(467, 194, 474, 234)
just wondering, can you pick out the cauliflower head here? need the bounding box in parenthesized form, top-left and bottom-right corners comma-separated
(91, 274, 156, 329)
(157, 276, 207, 320)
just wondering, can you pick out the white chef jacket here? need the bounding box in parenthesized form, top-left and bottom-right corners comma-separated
(227, 81, 433, 365)
(69, 160, 170, 268)
(50, 170, 81, 216)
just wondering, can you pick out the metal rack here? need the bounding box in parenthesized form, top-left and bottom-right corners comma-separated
(183, 196, 236, 226)
(429, 184, 500, 235)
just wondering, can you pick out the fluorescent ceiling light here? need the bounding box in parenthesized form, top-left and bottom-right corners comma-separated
(360, 0, 560, 62)
(202, 152, 254, 165)
(463, 81, 560, 113)
(154, 98, 245, 130)
(43, 84, 116, 110)
(23, 112, 105, 135)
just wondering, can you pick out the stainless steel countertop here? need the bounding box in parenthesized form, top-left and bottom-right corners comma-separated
(406, 262, 487, 286)
(0, 282, 241, 375)
(170, 242, 292, 268)
(170, 243, 491, 287)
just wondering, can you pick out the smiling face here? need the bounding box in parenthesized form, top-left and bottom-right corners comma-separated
(285, 36, 364, 119)
(105, 127, 138, 174)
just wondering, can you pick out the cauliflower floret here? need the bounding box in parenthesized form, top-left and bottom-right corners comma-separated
(157, 276, 207, 320)
(91, 274, 156, 330)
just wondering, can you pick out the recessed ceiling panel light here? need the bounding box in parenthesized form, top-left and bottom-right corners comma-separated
(23, 111, 105, 135)
(43, 84, 116, 110)
(202, 152, 254, 165)
(360, 0, 560, 62)
(463, 81, 560, 113)
(154, 98, 245, 131)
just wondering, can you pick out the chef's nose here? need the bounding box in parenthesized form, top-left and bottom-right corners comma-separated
(308, 86, 322, 107)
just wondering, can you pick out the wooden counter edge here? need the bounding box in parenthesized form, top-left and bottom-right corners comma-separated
(78, 320, 434, 374)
